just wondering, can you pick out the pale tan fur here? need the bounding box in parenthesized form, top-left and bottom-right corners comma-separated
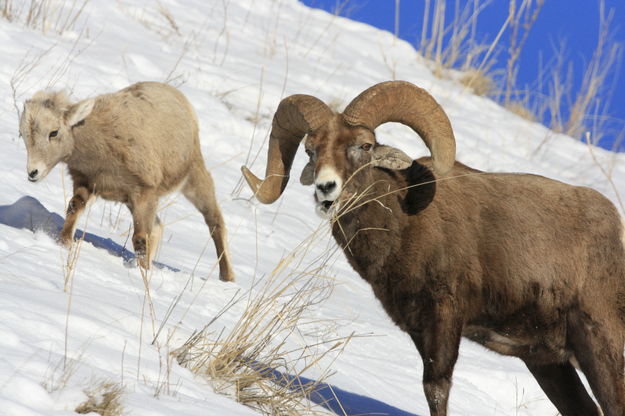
(19, 82, 234, 281)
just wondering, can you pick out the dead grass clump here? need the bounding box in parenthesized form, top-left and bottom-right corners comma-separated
(75, 381, 125, 416)
(459, 69, 496, 96)
(175, 238, 350, 415)
(505, 100, 536, 122)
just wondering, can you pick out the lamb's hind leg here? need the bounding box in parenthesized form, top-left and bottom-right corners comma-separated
(127, 191, 159, 269)
(524, 360, 600, 416)
(568, 309, 625, 416)
(182, 165, 234, 282)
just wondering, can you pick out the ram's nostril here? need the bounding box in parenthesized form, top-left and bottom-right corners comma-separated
(316, 181, 336, 195)
(28, 169, 39, 179)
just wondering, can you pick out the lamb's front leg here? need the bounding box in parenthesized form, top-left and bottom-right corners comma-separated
(409, 302, 463, 416)
(59, 185, 93, 247)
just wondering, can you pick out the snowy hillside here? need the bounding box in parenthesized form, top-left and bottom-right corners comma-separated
(0, 1, 624, 415)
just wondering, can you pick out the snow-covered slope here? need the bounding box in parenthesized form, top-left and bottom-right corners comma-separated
(0, 1, 623, 415)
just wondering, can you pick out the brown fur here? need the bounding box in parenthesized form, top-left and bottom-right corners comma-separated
(243, 81, 625, 415)
(309, 116, 625, 415)
(19, 82, 234, 281)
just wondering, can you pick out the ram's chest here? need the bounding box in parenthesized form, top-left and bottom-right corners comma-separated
(332, 208, 402, 280)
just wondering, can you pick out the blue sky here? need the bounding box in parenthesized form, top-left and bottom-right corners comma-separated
(300, 0, 625, 151)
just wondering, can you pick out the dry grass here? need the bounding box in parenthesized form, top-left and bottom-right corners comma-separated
(505, 99, 536, 122)
(562, 3, 621, 142)
(42, 355, 82, 393)
(524, 1, 623, 147)
(75, 381, 125, 416)
(503, 0, 545, 106)
(0, 0, 90, 35)
(419, 0, 500, 80)
(459, 68, 495, 96)
(174, 232, 351, 415)
(415, 0, 623, 148)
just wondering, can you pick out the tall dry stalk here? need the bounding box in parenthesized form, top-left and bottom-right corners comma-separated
(527, 1, 623, 148)
(564, 2, 622, 141)
(419, 0, 499, 81)
(504, 0, 544, 106)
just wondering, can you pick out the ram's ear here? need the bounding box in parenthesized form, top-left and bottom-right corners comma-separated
(300, 161, 315, 185)
(372, 145, 413, 170)
(66, 98, 95, 127)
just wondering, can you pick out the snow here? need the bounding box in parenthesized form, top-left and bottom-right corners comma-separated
(0, 0, 623, 415)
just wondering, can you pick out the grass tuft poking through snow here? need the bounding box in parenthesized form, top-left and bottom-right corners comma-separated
(75, 381, 124, 416)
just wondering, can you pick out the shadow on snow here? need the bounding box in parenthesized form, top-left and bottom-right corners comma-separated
(0, 195, 420, 416)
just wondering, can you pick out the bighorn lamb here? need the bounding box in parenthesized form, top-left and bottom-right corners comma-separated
(241, 81, 625, 415)
(20, 82, 234, 281)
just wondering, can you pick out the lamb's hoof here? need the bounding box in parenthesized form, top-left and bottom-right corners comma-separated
(135, 250, 151, 270)
(123, 257, 138, 269)
(219, 271, 235, 282)
(58, 233, 73, 249)
(138, 257, 151, 270)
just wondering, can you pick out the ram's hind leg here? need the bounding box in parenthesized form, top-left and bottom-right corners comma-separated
(568, 309, 625, 416)
(524, 360, 600, 416)
(183, 165, 234, 282)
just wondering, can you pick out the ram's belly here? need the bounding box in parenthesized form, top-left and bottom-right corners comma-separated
(463, 324, 571, 363)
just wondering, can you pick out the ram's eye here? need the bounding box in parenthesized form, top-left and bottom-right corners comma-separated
(360, 143, 373, 151)
(49, 130, 59, 139)
(305, 149, 314, 157)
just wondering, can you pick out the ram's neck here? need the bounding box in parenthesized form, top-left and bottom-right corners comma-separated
(332, 169, 422, 283)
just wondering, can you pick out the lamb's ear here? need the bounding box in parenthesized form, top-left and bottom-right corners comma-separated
(66, 98, 95, 127)
(300, 161, 315, 185)
(372, 145, 413, 170)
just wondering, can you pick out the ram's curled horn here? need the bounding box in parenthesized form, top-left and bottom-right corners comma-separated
(241, 95, 333, 204)
(343, 81, 456, 175)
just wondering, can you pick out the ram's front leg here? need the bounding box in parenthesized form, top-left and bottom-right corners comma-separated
(409, 303, 462, 416)
(59, 185, 93, 247)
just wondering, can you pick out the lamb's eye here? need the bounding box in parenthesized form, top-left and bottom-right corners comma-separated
(49, 130, 59, 139)
(360, 143, 373, 151)
(305, 149, 314, 157)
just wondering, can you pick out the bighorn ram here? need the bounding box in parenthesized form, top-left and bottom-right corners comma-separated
(241, 81, 625, 415)
(20, 82, 234, 281)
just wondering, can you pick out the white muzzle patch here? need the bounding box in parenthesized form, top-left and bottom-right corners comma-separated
(315, 166, 342, 201)
(314, 166, 343, 218)
(27, 160, 48, 183)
